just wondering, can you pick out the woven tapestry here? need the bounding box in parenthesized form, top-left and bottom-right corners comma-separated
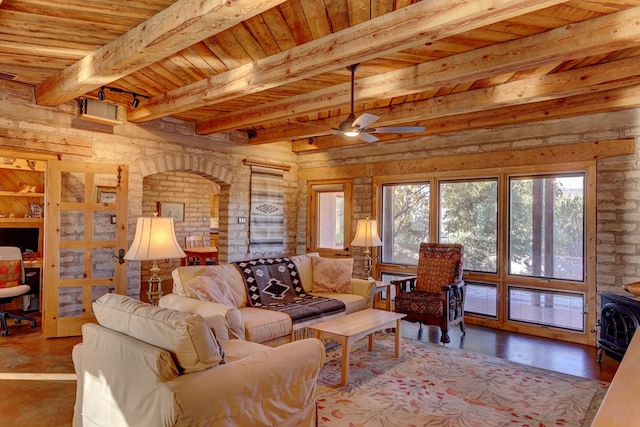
(249, 165, 284, 253)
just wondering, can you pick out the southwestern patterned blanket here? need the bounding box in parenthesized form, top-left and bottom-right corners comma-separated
(234, 257, 345, 323)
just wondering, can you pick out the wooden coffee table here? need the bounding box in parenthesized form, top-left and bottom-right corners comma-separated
(309, 309, 406, 385)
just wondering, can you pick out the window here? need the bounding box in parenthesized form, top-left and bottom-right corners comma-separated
(439, 179, 498, 273)
(508, 287, 585, 331)
(317, 191, 344, 249)
(374, 163, 594, 343)
(465, 281, 498, 318)
(380, 182, 430, 265)
(509, 174, 585, 281)
(308, 180, 352, 257)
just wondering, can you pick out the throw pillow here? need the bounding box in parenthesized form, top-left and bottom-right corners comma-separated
(187, 271, 236, 307)
(94, 293, 225, 374)
(0, 260, 21, 288)
(311, 257, 353, 293)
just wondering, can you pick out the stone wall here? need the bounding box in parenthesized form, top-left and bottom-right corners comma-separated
(0, 80, 300, 303)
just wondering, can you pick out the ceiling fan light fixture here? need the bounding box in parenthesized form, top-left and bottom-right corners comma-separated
(344, 129, 360, 137)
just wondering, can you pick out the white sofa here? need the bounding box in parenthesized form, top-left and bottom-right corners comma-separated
(160, 253, 375, 345)
(72, 293, 325, 427)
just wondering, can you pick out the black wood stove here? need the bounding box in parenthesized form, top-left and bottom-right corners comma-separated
(597, 291, 640, 362)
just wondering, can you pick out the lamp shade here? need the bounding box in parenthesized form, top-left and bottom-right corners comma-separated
(124, 217, 186, 261)
(350, 218, 383, 247)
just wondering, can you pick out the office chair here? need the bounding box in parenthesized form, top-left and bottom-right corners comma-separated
(0, 246, 37, 336)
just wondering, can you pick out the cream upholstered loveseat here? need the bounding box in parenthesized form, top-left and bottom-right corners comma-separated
(72, 293, 325, 427)
(160, 253, 375, 345)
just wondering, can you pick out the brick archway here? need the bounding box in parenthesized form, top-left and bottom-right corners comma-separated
(139, 153, 234, 185)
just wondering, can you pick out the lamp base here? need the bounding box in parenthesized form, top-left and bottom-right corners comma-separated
(146, 260, 163, 306)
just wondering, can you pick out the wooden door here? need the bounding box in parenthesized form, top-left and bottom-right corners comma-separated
(43, 160, 128, 337)
(307, 180, 353, 258)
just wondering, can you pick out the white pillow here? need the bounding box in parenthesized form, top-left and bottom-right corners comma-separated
(187, 270, 236, 307)
(94, 293, 224, 374)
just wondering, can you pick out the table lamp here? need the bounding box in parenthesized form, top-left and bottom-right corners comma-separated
(350, 217, 383, 281)
(124, 217, 186, 305)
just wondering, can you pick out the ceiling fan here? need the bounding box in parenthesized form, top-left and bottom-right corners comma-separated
(325, 64, 425, 143)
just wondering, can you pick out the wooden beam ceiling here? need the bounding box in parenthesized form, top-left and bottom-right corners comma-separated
(2, 0, 640, 153)
(197, 6, 640, 135)
(126, 0, 567, 123)
(35, 0, 287, 105)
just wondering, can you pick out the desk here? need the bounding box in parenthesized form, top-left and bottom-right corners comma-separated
(181, 247, 218, 266)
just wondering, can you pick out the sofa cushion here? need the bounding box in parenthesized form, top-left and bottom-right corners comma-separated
(173, 264, 247, 308)
(187, 270, 236, 307)
(309, 292, 368, 314)
(290, 252, 319, 293)
(311, 257, 353, 293)
(240, 307, 292, 343)
(93, 293, 224, 374)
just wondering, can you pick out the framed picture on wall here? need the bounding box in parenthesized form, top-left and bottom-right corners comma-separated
(158, 202, 185, 222)
(96, 186, 117, 203)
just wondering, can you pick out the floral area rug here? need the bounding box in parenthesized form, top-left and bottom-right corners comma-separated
(316, 332, 608, 427)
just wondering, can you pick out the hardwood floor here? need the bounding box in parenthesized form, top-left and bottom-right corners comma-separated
(400, 321, 619, 383)
(0, 313, 618, 426)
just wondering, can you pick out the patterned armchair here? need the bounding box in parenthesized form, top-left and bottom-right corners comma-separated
(391, 243, 466, 344)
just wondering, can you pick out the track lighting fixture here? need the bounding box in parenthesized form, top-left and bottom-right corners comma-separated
(97, 86, 149, 108)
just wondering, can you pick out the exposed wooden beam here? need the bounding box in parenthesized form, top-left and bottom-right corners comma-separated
(298, 140, 634, 180)
(197, 6, 640, 135)
(0, 128, 92, 157)
(255, 55, 640, 146)
(35, 0, 287, 105)
(128, 0, 567, 122)
(293, 84, 640, 152)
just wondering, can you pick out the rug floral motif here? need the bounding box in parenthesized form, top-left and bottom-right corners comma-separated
(316, 333, 608, 427)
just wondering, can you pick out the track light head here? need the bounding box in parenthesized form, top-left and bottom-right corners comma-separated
(96, 86, 148, 108)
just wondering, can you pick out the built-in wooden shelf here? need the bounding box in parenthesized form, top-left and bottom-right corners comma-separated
(0, 218, 44, 225)
(0, 190, 45, 198)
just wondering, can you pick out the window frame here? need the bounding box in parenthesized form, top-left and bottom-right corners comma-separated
(307, 179, 353, 258)
(374, 161, 596, 345)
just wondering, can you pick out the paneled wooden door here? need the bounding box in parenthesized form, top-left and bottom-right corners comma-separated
(43, 160, 128, 338)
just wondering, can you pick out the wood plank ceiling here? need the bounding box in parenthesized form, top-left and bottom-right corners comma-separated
(2, 0, 640, 153)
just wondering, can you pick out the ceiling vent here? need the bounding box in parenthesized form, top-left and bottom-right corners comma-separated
(78, 98, 120, 125)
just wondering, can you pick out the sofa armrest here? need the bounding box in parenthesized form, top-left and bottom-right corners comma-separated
(159, 294, 245, 341)
(168, 338, 325, 427)
(351, 278, 376, 308)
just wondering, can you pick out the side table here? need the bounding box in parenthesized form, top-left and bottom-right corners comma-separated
(373, 280, 392, 311)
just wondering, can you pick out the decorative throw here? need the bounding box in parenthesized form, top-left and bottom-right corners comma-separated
(234, 257, 345, 323)
(249, 165, 284, 253)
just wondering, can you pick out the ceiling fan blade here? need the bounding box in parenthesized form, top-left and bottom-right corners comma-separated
(358, 132, 379, 143)
(369, 126, 425, 134)
(352, 112, 379, 129)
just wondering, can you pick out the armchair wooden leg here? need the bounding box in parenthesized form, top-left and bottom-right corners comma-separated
(440, 320, 451, 344)
(459, 320, 466, 334)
